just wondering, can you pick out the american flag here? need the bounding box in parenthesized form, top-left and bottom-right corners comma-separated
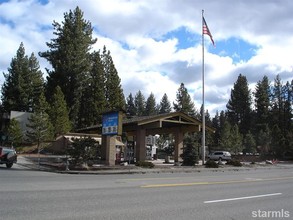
(203, 17, 215, 46)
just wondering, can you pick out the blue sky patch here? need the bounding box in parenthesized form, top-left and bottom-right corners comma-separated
(211, 37, 259, 64)
(160, 26, 198, 49)
(38, 0, 49, 5)
(0, 17, 15, 28)
(0, 0, 9, 4)
(160, 28, 258, 64)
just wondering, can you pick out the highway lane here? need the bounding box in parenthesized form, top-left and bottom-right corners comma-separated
(1, 165, 292, 220)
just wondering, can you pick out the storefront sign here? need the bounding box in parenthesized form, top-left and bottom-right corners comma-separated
(102, 111, 122, 135)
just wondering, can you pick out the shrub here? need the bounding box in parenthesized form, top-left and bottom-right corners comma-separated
(67, 137, 99, 165)
(180, 136, 199, 166)
(226, 159, 243, 167)
(135, 161, 154, 168)
(205, 160, 219, 168)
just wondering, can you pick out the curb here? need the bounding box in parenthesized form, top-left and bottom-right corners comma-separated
(55, 164, 290, 175)
(16, 159, 293, 175)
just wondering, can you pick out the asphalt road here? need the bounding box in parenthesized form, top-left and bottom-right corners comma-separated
(1, 163, 293, 220)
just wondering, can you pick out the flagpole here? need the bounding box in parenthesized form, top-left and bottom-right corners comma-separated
(201, 9, 206, 165)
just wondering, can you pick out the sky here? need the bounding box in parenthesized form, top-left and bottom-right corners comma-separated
(0, 0, 292, 117)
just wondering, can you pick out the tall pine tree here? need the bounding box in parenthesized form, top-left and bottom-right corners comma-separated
(134, 90, 146, 116)
(49, 86, 71, 138)
(26, 92, 54, 149)
(226, 74, 252, 135)
(173, 83, 196, 116)
(125, 93, 136, 117)
(158, 93, 172, 114)
(78, 51, 106, 127)
(102, 46, 125, 111)
(145, 93, 157, 116)
(254, 75, 270, 132)
(2, 43, 44, 113)
(39, 7, 97, 128)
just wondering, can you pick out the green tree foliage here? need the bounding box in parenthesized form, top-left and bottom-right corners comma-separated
(28, 53, 45, 111)
(39, 7, 97, 128)
(270, 75, 285, 131)
(158, 93, 172, 114)
(2, 5, 293, 160)
(200, 105, 212, 125)
(49, 86, 71, 138)
(67, 137, 98, 165)
(215, 74, 293, 158)
(254, 76, 270, 132)
(145, 93, 157, 116)
(78, 51, 107, 127)
(257, 125, 271, 154)
(1, 43, 44, 113)
(212, 110, 228, 150)
(243, 131, 256, 154)
(226, 74, 252, 135)
(102, 46, 125, 111)
(219, 121, 232, 151)
(26, 93, 54, 149)
(219, 121, 243, 154)
(211, 111, 221, 149)
(7, 118, 23, 148)
(230, 125, 243, 154)
(125, 93, 136, 116)
(173, 83, 196, 116)
(181, 135, 199, 166)
(269, 75, 293, 156)
(283, 81, 292, 132)
(134, 90, 145, 116)
(270, 124, 286, 157)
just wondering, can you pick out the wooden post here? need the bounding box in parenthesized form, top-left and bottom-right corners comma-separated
(174, 129, 183, 165)
(135, 127, 146, 162)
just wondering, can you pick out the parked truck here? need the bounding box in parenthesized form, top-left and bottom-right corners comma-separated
(0, 147, 17, 168)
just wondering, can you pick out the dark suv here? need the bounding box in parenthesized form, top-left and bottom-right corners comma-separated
(0, 147, 17, 168)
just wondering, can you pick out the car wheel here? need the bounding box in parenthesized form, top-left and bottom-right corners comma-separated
(6, 163, 13, 168)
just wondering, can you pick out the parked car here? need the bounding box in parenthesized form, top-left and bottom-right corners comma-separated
(207, 151, 231, 161)
(0, 147, 17, 168)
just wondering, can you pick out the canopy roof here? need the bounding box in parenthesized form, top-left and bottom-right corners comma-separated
(123, 111, 214, 136)
(76, 111, 215, 136)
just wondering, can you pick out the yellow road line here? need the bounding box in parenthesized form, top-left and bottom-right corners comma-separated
(120, 177, 180, 181)
(141, 176, 293, 188)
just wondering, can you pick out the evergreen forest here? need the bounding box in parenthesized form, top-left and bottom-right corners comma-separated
(1, 7, 292, 159)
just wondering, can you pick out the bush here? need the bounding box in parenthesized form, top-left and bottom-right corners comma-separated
(205, 160, 219, 168)
(180, 136, 199, 166)
(135, 161, 155, 168)
(226, 159, 243, 167)
(67, 137, 99, 165)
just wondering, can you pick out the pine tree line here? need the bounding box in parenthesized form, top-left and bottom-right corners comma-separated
(0, 7, 292, 158)
(212, 74, 293, 157)
(125, 83, 200, 118)
(0, 7, 124, 147)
